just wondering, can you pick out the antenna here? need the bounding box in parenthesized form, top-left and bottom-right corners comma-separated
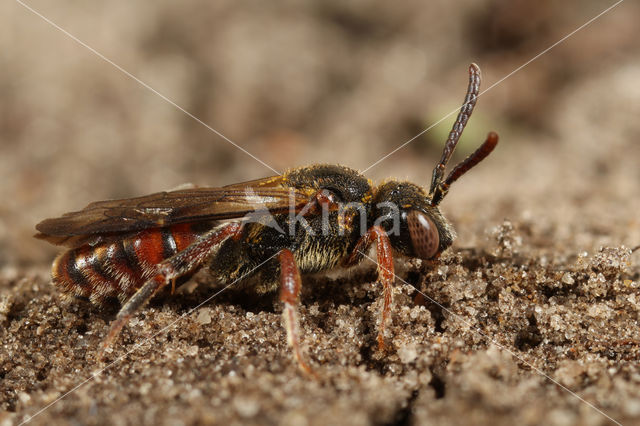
(429, 64, 498, 206)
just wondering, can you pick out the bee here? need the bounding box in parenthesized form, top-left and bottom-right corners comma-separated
(35, 64, 497, 375)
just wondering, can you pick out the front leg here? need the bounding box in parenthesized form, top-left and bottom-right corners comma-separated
(278, 248, 316, 377)
(345, 226, 394, 351)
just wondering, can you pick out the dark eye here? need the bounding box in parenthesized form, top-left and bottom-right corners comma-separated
(407, 210, 439, 260)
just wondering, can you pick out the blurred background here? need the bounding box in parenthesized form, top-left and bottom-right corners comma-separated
(1, 0, 639, 267)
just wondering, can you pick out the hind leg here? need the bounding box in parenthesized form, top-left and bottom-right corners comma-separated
(100, 222, 242, 357)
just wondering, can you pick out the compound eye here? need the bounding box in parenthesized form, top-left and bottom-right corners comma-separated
(407, 210, 439, 260)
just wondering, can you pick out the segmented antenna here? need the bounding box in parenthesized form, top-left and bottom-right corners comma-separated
(429, 64, 498, 206)
(431, 132, 498, 205)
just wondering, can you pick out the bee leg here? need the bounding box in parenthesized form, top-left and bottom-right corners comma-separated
(345, 226, 394, 352)
(278, 248, 316, 377)
(99, 222, 243, 359)
(99, 274, 165, 358)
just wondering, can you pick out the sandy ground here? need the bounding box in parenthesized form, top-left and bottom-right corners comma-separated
(2, 1, 640, 425)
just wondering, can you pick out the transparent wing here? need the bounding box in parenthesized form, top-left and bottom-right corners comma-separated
(35, 175, 315, 246)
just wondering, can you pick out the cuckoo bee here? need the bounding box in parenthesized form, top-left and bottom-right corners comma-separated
(36, 64, 497, 375)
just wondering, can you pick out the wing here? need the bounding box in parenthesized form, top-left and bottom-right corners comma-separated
(35, 175, 316, 247)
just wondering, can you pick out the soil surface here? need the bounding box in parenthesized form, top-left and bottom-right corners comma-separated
(2, 1, 640, 425)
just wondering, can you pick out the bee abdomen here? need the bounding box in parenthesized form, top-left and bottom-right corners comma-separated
(51, 224, 199, 305)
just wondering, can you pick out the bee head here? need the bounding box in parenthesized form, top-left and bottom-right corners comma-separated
(366, 64, 498, 260)
(372, 181, 454, 260)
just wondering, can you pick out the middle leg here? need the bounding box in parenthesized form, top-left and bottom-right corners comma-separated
(278, 248, 315, 377)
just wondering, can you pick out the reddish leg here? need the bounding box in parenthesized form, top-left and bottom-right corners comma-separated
(100, 222, 242, 357)
(345, 226, 395, 351)
(279, 248, 315, 377)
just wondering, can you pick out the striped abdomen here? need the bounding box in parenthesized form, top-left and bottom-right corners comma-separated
(52, 224, 201, 304)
